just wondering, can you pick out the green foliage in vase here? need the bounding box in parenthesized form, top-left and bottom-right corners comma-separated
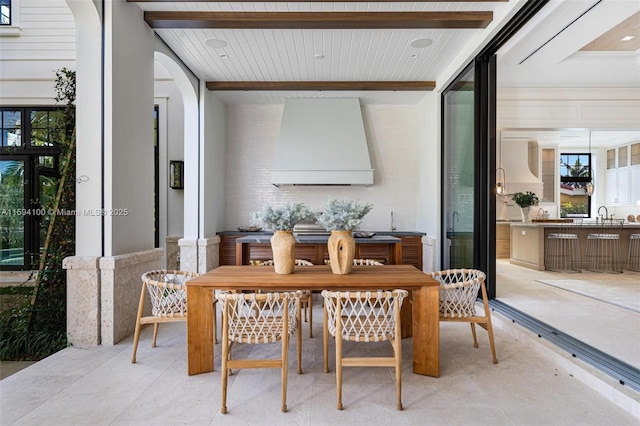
(314, 199, 373, 231)
(512, 191, 539, 208)
(251, 202, 312, 231)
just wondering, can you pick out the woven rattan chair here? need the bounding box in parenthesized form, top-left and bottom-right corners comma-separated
(131, 270, 216, 363)
(322, 289, 408, 410)
(258, 259, 314, 337)
(431, 269, 497, 364)
(352, 258, 384, 266)
(216, 291, 302, 414)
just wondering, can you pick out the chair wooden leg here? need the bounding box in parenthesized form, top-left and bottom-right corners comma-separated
(335, 304, 343, 410)
(213, 300, 218, 345)
(481, 283, 498, 364)
(220, 308, 229, 414)
(152, 323, 159, 348)
(297, 303, 302, 375)
(131, 283, 147, 363)
(323, 304, 329, 373)
(281, 321, 289, 413)
(470, 323, 478, 348)
(394, 304, 403, 411)
(486, 320, 498, 364)
(308, 294, 313, 338)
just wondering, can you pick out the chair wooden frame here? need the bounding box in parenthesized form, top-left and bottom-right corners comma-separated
(258, 259, 314, 337)
(131, 270, 216, 363)
(322, 289, 408, 410)
(431, 269, 497, 364)
(216, 290, 303, 414)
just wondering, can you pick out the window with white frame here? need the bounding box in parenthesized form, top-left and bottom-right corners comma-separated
(0, 0, 20, 35)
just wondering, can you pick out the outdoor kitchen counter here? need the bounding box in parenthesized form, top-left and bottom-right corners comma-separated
(234, 234, 403, 266)
(510, 222, 640, 270)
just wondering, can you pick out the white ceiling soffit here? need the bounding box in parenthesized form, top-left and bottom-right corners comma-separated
(133, 1, 509, 105)
(500, 129, 640, 148)
(497, 0, 640, 88)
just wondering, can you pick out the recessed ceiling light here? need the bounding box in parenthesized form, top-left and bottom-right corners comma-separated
(410, 38, 433, 49)
(204, 38, 228, 49)
(314, 53, 325, 60)
(410, 54, 419, 59)
(621, 35, 635, 41)
(220, 53, 229, 59)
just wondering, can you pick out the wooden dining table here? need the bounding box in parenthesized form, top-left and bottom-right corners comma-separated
(186, 264, 440, 377)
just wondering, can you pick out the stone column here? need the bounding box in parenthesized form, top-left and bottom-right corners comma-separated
(198, 236, 220, 274)
(63, 256, 101, 347)
(422, 236, 437, 273)
(165, 236, 182, 270)
(179, 238, 198, 273)
(98, 248, 163, 345)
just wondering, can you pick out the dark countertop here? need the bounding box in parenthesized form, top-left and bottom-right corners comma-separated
(218, 230, 425, 237)
(235, 234, 402, 244)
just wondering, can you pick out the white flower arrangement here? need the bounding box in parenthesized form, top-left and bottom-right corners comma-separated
(251, 202, 312, 231)
(314, 199, 373, 231)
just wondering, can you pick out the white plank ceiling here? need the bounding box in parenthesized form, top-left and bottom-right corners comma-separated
(134, 1, 509, 104)
(131, 1, 640, 105)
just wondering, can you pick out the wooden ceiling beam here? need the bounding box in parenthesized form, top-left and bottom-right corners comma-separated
(145, 11, 493, 29)
(205, 81, 436, 91)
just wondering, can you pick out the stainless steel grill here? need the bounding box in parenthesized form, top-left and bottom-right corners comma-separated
(293, 221, 329, 236)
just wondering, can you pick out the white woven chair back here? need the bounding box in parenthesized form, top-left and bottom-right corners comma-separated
(141, 270, 199, 318)
(258, 259, 314, 266)
(431, 269, 486, 319)
(322, 290, 408, 343)
(352, 259, 383, 266)
(216, 291, 302, 344)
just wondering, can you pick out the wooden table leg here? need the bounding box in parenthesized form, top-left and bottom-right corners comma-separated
(187, 285, 214, 376)
(412, 286, 439, 377)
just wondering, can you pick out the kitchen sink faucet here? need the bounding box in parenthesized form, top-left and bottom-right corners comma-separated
(597, 205, 609, 222)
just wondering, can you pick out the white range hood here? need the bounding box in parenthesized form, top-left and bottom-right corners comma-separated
(271, 98, 374, 186)
(499, 136, 543, 196)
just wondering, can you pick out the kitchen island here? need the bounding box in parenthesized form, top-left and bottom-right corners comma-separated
(510, 221, 640, 270)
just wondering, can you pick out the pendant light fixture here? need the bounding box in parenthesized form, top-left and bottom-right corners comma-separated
(586, 132, 594, 196)
(496, 168, 506, 195)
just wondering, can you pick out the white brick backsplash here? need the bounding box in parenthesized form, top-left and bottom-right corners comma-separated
(225, 104, 418, 231)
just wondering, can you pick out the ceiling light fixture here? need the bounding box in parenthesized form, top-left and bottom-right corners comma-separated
(410, 54, 419, 59)
(410, 38, 433, 49)
(220, 53, 229, 59)
(204, 38, 228, 49)
(314, 53, 325, 60)
(621, 35, 635, 41)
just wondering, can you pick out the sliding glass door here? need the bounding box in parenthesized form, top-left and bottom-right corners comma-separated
(442, 66, 477, 270)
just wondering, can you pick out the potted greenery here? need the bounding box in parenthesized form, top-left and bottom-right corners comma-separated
(251, 202, 311, 274)
(512, 191, 539, 222)
(314, 199, 373, 274)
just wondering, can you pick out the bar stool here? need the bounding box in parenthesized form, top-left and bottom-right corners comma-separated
(585, 219, 624, 273)
(545, 220, 581, 272)
(628, 234, 640, 272)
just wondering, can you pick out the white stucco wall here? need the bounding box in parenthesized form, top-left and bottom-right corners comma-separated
(200, 86, 227, 238)
(103, 0, 155, 255)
